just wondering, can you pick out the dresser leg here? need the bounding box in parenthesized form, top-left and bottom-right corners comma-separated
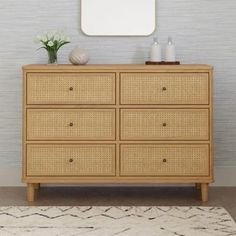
(195, 183, 201, 190)
(34, 183, 40, 190)
(201, 183, 209, 202)
(27, 183, 35, 202)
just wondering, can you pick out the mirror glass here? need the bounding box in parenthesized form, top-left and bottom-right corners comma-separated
(81, 0, 156, 36)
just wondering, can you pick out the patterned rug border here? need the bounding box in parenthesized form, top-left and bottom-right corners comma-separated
(0, 206, 235, 223)
(0, 206, 234, 214)
(0, 206, 235, 236)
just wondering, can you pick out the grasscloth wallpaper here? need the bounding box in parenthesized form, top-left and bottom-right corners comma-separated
(0, 0, 236, 184)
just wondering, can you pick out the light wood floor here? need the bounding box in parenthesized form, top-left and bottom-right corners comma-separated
(0, 187, 235, 220)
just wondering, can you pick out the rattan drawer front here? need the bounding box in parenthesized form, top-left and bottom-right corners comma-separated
(27, 109, 115, 140)
(27, 73, 115, 104)
(120, 73, 209, 105)
(121, 109, 209, 140)
(27, 144, 116, 176)
(120, 144, 209, 176)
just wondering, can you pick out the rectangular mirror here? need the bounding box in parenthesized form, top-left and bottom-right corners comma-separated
(81, 0, 156, 36)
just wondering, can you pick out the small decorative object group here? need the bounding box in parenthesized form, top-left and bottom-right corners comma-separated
(36, 30, 90, 65)
(148, 36, 178, 64)
(35, 30, 176, 66)
(36, 31, 70, 64)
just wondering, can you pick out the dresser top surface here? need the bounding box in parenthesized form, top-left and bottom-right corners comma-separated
(23, 64, 213, 71)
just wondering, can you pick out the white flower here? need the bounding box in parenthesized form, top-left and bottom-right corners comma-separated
(47, 31, 53, 40)
(41, 36, 48, 42)
(47, 41, 54, 47)
(54, 34, 60, 41)
(58, 34, 65, 41)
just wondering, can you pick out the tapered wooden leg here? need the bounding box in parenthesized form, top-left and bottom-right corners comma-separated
(201, 183, 209, 202)
(34, 183, 40, 190)
(27, 183, 35, 202)
(195, 183, 201, 190)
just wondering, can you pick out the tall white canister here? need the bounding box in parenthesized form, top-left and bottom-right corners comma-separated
(165, 37, 176, 62)
(150, 37, 162, 62)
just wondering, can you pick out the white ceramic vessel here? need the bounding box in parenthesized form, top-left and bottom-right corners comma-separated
(69, 47, 89, 65)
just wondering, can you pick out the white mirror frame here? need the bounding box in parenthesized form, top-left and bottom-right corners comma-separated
(81, 0, 156, 36)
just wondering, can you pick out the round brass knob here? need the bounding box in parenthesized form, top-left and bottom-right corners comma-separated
(69, 87, 74, 91)
(69, 122, 74, 127)
(162, 123, 167, 127)
(162, 87, 167, 91)
(163, 158, 167, 163)
(69, 158, 74, 163)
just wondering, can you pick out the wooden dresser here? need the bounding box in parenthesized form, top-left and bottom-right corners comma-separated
(22, 64, 213, 202)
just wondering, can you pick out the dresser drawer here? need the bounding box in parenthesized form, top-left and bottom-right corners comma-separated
(27, 73, 116, 104)
(27, 109, 116, 140)
(120, 109, 209, 140)
(27, 144, 116, 176)
(120, 73, 209, 105)
(120, 144, 209, 176)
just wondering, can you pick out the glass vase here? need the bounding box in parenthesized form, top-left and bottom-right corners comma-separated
(47, 50, 57, 64)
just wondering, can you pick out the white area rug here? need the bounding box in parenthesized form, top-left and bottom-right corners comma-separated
(0, 206, 235, 236)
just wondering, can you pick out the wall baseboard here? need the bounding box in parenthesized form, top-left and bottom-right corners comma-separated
(0, 166, 235, 187)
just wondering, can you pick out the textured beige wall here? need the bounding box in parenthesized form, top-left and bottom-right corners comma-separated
(0, 1, 236, 183)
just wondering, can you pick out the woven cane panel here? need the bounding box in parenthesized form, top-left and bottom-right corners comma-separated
(27, 109, 115, 140)
(27, 73, 115, 104)
(120, 145, 209, 176)
(120, 73, 209, 105)
(27, 144, 116, 176)
(121, 109, 209, 140)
